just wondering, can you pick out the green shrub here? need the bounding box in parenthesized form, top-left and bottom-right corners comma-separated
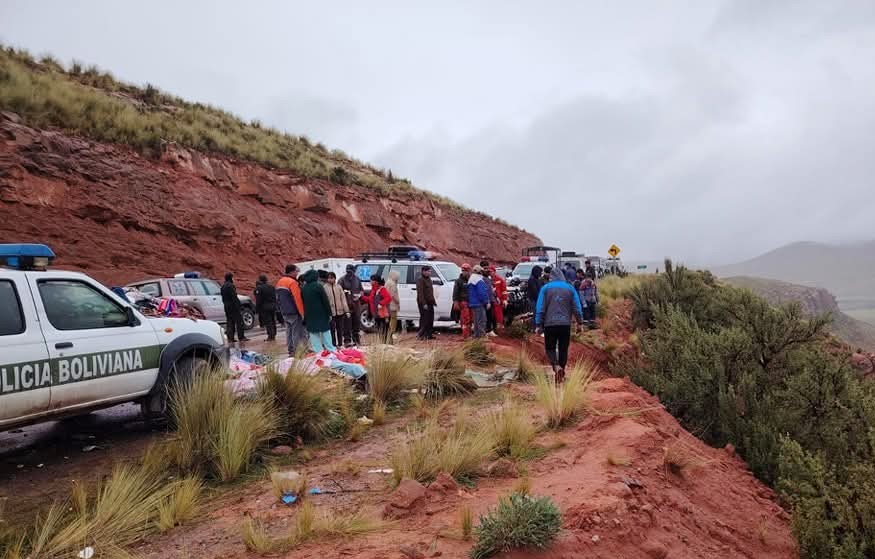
(463, 340, 495, 366)
(624, 261, 875, 557)
(470, 493, 562, 559)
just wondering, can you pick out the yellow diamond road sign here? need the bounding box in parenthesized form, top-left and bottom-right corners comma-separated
(608, 244, 621, 258)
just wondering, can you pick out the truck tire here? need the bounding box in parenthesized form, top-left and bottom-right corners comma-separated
(141, 354, 210, 423)
(241, 306, 256, 331)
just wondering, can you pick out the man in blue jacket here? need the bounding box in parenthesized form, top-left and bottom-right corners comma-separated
(467, 265, 492, 338)
(535, 267, 584, 383)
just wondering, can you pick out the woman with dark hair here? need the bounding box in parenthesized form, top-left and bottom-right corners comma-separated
(362, 275, 392, 343)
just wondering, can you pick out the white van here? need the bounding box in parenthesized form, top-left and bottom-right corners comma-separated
(296, 258, 356, 279)
(352, 259, 462, 330)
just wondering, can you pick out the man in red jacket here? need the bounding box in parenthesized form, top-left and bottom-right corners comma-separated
(490, 266, 507, 330)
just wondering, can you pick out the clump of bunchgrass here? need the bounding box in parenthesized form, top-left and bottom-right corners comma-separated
(533, 361, 595, 428)
(463, 340, 495, 367)
(470, 493, 562, 559)
(367, 349, 426, 405)
(460, 506, 473, 540)
(425, 350, 477, 399)
(257, 363, 334, 442)
(514, 350, 541, 383)
(486, 399, 537, 460)
(157, 477, 202, 532)
(663, 440, 710, 478)
(389, 419, 495, 486)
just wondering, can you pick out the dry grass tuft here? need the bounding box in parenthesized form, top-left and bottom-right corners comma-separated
(486, 399, 537, 460)
(257, 364, 335, 441)
(606, 451, 632, 467)
(371, 400, 387, 425)
(425, 350, 477, 399)
(662, 440, 710, 478)
(367, 349, 426, 404)
(170, 370, 278, 481)
(241, 517, 287, 554)
(463, 339, 495, 367)
(157, 477, 203, 532)
(512, 477, 532, 496)
(460, 506, 473, 541)
(514, 350, 541, 383)
(270, 469, 308, 500)
(389, 419, 495, 486)
(533, 361, 596, 428)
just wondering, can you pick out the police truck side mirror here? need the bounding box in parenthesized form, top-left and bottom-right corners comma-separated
(125, 306, 140, 327)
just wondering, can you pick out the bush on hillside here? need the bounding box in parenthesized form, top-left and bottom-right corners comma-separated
(623, 261, 875, 557)
(470, 493, 562, 559)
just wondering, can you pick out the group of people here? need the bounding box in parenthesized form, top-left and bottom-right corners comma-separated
(450, 261, 508, 339)
(219, 256, 600, 379)
(220, 264, 367, 354)
(528, 259, 600, 383)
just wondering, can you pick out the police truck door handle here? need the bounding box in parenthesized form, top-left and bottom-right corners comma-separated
(55, 342, 73, 349)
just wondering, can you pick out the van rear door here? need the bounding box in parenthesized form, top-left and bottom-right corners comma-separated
(0, 274, 51, 426)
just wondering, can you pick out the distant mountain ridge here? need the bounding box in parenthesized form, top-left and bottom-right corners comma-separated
(724, 276, 875, 351)
(714, 241, 875, 325)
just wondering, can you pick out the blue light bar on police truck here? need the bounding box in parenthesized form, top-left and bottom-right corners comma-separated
(0, 244, 56, 270)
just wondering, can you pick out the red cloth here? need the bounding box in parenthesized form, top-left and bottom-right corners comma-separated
(362, 286, 391, 317)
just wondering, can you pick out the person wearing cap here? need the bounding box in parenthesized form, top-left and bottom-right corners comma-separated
(563, 262, 577, 283)
(467, 265, 492, 338)
(416, 265, 437, 340)
(339, 264, 364, 346)
(490, 266, 507, 330)
(254, 274, 277, 341)
(535, 267, 584, 383)
(221, 272, 248, 343)
(453, 263, 473, 338)
(277, 264, 306, 354)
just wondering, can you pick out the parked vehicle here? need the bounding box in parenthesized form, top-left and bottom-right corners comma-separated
(125, 274, 257, 330)
(352, 257, 461, 331)
(0, 244, 226, 430)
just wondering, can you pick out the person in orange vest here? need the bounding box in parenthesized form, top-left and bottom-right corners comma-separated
(490, 266, 508, 330)
(276, 264, 306, 354)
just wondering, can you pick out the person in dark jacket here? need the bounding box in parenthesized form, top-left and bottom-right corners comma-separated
(535, 267, 583, 383)
(467, 265, 492, 338)
(416, 266, 437, 340)
(525, 265, 543, 312)
(453, 263, 472, 338)
(563, 262, 577, 282)
(338, 264, 364, 346)
(253, 274, 277, 341)
(324, 272, 351, 348)
(580, 278, 599, 328)
(584, 260, 597, 281)
(300, 269, 336, 353)
(221, 272, 248, 343)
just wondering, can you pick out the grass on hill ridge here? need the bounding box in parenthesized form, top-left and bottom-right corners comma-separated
(0, 46, 520, 228)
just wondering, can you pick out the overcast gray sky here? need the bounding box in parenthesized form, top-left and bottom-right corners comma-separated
(3, 0, 874, 264)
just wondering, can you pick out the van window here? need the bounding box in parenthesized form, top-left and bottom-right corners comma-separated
(136, 282, 161, 297)
(387, 265, 409, 284)
(201, 280, 222, 296)
(435, 263, 461, 282)
(355, 264, 385, 282)
(0, 280, 24, 335)
(167, 280, 189, 296)
(38, 280, 129, 330)
(188, 281, 208, 295)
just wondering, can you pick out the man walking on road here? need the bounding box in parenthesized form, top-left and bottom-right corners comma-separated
(416, 266, 436, 340)
(339, 264, 363, 346)
(277, 264, 306, 354)
(253, 274, 277, 341)
(535, 267, 584, 383)
(221, 272, 248, 343)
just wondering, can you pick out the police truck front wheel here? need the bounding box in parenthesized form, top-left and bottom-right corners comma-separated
(241, 307, 256, 330)
(141, 354, 210, 422)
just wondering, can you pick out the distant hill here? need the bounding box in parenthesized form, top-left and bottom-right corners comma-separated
(714, 241, 875, 325)
(724, 276, 875, 351)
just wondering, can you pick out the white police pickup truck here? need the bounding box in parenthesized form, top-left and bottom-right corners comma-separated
(0, 244, 227, 430)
